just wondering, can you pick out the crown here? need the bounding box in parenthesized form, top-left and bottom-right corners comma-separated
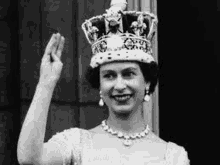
(81, 3, 158, 68)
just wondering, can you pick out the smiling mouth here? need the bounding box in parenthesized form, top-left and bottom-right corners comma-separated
(112, 94, 133, 102)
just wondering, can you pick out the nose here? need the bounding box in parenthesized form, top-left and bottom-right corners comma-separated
(114, 76, 126, 91)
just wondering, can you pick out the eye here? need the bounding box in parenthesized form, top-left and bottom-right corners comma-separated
(103, 73, 115, 79)
(123, 71, 135, 78)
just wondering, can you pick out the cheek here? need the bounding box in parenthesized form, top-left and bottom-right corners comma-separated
(130, 78, 145, 89)
(100, 80, 112, 95)
(131, 79, 146, 95)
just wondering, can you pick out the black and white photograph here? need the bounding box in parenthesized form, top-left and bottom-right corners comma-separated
(0, 0, 217, 164)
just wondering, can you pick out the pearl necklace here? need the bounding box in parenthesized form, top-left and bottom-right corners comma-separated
(101, 120, 150, 147)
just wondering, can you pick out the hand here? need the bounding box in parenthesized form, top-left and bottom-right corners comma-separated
(39, 33, 65, 90)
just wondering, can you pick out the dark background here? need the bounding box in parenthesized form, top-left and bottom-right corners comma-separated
(158, 0, 217, 164)
(0, 0, 217, 164)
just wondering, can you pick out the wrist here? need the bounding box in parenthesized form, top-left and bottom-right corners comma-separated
(37, 81, 56, 92)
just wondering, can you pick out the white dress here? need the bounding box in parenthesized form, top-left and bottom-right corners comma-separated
(46, 128, 190, 165)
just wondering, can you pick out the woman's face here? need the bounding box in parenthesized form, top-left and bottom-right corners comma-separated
(100, 62, 149, 114)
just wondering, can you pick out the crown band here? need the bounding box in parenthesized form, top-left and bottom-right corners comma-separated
(90, 49, 154, 68)
(90, 33, 154, 68)
(92, 33, 151, 55)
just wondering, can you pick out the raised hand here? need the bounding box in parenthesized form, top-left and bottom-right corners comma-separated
(39, 33, 65, 90)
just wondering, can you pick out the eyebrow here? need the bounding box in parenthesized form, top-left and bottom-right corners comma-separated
(101, 67, 137, 74)
(123, 67, 137, 72)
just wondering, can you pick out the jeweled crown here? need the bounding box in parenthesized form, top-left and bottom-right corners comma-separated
(81, 2, 158, 68)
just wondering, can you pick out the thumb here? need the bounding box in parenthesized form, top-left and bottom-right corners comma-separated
(41, 53, 50, 66)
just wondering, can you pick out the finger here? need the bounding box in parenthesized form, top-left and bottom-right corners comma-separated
(42, 33, 57, 65)
(51, 39, 60, 62)
(51, 48, 60, 62)
(54, 33, 61, 56)
(55, 33, 62, 50)
(42, 53, 50, 66)
(56, 36, 65, 59)
(45, 33, 57, 55)
(50, 33, 61, 61)
(53, 33, 60, 51)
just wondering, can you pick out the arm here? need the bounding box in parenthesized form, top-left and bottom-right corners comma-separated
(17, 33, 66, 165)
(174, 147, 190, 165)
(166, 142, 190, 165)
(17, 84, 65, 165)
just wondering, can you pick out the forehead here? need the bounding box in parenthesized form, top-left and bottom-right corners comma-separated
(100, 61, 140, 72)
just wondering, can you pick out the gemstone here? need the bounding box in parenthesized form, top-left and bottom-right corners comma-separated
(109, 128, 113, 133)
(112, 130, 117, 135)
(137, 134, 141, 138)
(117, 132, 123, 138)
(145, 130, 148, 134)
(109, 19, 118, 26)
(130, 134, 136, 139)
(140, 132, 145, 137)
(104, 125, 109, 130)
(123, 139, 132, 146)
(124, 135, 129, 139)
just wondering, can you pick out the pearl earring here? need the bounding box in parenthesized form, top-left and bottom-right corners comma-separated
(99, 91, 104, 106)
(144, 88, 150, 102)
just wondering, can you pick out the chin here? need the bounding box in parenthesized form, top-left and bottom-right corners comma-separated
(111, 104, 134, 114)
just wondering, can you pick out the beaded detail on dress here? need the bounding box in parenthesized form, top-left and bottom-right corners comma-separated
(46, 127, 190, 165)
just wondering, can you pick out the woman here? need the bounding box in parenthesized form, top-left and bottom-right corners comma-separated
(17, 0, 190, 165)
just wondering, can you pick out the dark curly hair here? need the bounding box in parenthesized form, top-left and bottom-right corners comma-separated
(85, 61, 159, 94)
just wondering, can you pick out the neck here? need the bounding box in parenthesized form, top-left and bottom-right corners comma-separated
(106, 104, 146, 135)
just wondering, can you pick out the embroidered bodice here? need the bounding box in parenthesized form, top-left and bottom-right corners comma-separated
(46, 128, 190, 165)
